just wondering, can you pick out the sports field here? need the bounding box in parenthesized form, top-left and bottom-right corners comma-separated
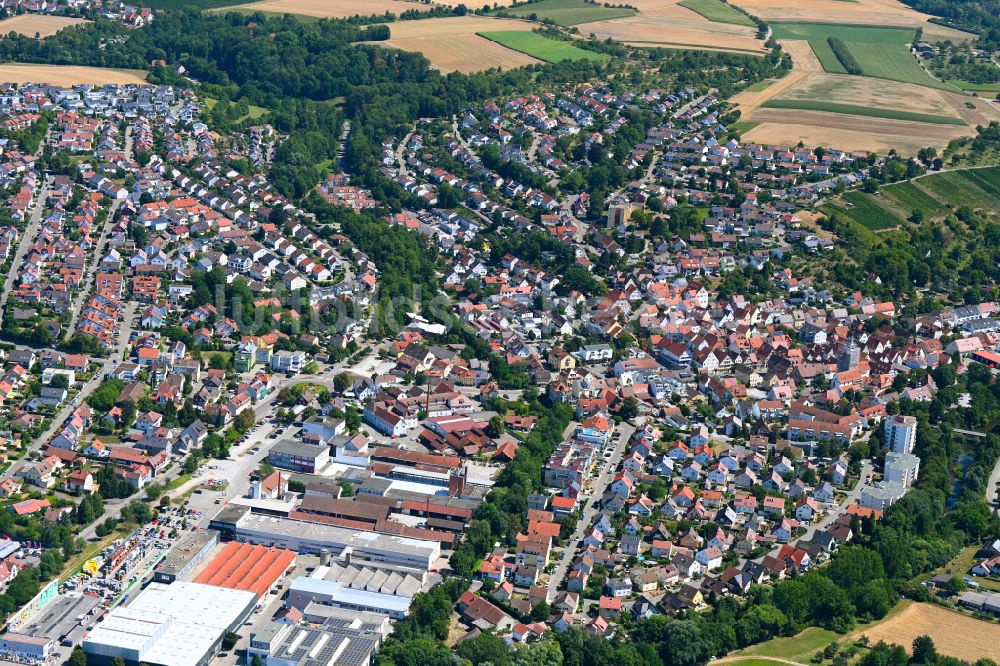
(0, 64, 148, 85)
(491, 0, 637, 25)
(0, 14, 87, 37)
(383, 18, 541, 72)
(478, 30, 609, 62)
(679, 0, 754, 25)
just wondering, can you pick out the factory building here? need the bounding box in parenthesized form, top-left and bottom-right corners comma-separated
(210, 507, 441, 571)
(193, 541, 296, 598)
(152, 529, 219, 584)
(248, 617, 383, 666)
(82, 582, 257, 666)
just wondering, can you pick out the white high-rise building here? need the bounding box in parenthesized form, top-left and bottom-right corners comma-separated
(884, 415, 917, 454)
(884, 452, 920, 487)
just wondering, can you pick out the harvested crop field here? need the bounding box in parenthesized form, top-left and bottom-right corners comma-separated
(741, 107, 972, 153)
(733, 0, 929, 26)
(730, 69, 809, 114)
(0, 14, 87, 37)
(583, 0, 765, 53)
(781, 39, 822, 71)
(225, 0, 429, 19)
(0, 64, 148, 86)
(774, 73, 961, 119)
(859, 603, 1000, 662)
(382, 17, 540, 73)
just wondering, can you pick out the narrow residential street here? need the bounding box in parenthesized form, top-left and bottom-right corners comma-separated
(547, 421, 636, 594)
(0, 177, 49, 313)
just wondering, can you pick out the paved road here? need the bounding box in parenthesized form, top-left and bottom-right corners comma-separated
(65, 127, 132, 337)
(396, 129, 414, 177)
(987, 449, 1000, 511)
(547, 421, 636, 595)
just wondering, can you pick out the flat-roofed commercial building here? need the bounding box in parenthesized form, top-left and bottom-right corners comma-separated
(268, 440, 329, 474)
(82, 582, 257, 666)
(0, 633, 53, 663)
(222, 509, 440, 571)
(249, 618, 382, 666)
(152, 529, 219, 584)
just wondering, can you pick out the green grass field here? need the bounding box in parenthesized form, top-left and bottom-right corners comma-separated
(760, 99, 965, 125)
(770, 22, 915, 44)
(946, 80, 1000, 92)
(491, 0, 636, 25)
(770, 23, 955, 90)
(737, 626, 840, 661)
(478, 31, 608, 62)
(744, 80, 774, 92)
(678, 0, 755, 26)
(729, 120, 760, 133)
(205, 97, 269, 122)
(844, 42, 956, 90)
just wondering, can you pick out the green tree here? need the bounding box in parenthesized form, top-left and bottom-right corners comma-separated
(455, 631, 511, 665)
(530, 600, 551, 622)
(911, 635, 937, 663)
(69, 646, 88, 666)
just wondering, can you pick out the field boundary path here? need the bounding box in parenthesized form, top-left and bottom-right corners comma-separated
(711, 657, 808, 666)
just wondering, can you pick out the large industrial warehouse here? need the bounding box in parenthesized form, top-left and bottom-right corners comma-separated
(212, 507, 441, 570)
(82, 582, 257, 666)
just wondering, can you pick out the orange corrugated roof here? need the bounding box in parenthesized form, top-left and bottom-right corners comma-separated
(194, 542, 295, 597)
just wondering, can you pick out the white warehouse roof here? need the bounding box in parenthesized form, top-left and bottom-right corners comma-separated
(83, 582, 256, 666)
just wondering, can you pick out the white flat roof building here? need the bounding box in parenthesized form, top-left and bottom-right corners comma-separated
(83, 582, 256, 666)
(884, 452, 920, 487)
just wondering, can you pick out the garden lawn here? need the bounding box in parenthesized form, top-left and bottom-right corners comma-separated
(477, 31, 608, 62)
